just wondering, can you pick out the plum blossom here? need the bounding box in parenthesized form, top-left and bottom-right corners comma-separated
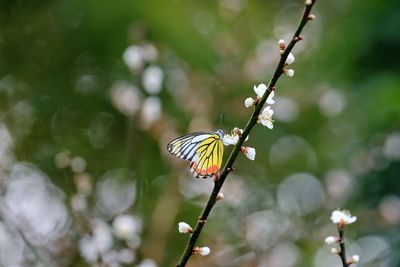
(253, 84, 275, 104)
(178, 222, 193, 234)
(286, 53, 295, 65)
(285, 69, 295, 77)
(194, 247, 210, 256)
(330, 210, 357, 225)
(258, 106, 274, 129)
(244, 97, 254, 108)
(254, 83, 267, 98)
(241, 147, 256, 160)
(222, 128, 248, 146)
(348, 255, 360, 264)
(324, 236, 339, 244)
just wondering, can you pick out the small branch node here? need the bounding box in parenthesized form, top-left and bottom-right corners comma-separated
(308, 14, 316, 20)
(198, 217, 207, 224)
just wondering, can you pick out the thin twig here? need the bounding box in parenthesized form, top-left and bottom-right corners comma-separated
(338, 226, 348, 266)
(176, 1, 318, 266)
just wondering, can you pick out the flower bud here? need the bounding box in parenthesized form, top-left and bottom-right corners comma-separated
(244, 97, 254, 108)
(330, 247, 340, 254)
(194, 246, 210, 256)
(286, 53, 295, 65)
(178, 222, 193, 234)
(285, 69, 295, 77)
(305, 0, 312, 5)
(348, 255, 360, 264)
(216, 193, 224, 200)
(241, 147, 256, 160)
(324, 236, 339, 244)
(308, 14, 316, 20)
(278, 39, 286, 50)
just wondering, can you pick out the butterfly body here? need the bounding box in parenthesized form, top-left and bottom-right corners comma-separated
(167, 130, 224, 179)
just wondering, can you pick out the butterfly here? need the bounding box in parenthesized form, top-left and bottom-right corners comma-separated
(167, 130, 224, 179)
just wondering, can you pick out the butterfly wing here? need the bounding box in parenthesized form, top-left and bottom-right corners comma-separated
(167, 132, 224, 179)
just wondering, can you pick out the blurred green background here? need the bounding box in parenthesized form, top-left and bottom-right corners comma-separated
(0, 0, 399, 266)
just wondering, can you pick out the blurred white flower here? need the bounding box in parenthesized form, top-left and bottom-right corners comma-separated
(241, 146, 256, 160)
(194, 246, 210, 256)
(79, 219, 113, 263)
(74, 173, 92, 196)
(324, 236, 339, 245)
(222, 128, 247, 146)
(330, 247, 340, 254)
(5, 163, 69, 244)
(137, 258, 158, 267)
(278, 39, 286, 50)
(142, 65, 164, 94)
(285, 69, 294, 77)
(0, 222, 25, 267)
(178, 222, 193, 234)
(71, 193, 87, 212)
(383, 132, 400, 160)
(259, 106, 274, 129)
(223, 134, 239, 146)
(71, 156, 86, 173)
(54, 150, 71, 169)
(254, 83, 267, 98)
(349, 255, 360, 264)
(141, 96, 162, 127)
(330, 210, 357, 225)
(141, 43, 158, 62)
(112, 214, 141, 240)
(286, 53, 295, 65)
(117, 248, 136, 264)
(266, 90, 275, 105)
(244, 97, 254, 108)
(123, 45, 143, 71)
(110, 81, 141, 116)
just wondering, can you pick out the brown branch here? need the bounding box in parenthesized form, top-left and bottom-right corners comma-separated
(176, 1, 318, 266)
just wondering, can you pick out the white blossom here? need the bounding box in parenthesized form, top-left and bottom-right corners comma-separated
(222, 128, 248, 146)
(123, 45, 143, 71)
(244, 97, 254, 108)
(223, 134, 239, 146)
(286, 53, 295, 65)
(216, 192, 224, 200)
(278, 39, 286, 49)
(330, 247, 340, 254)
(324, 236, 339, 244)
(241, 147, 256, 160)
(349, 255, 360, 264)
(330, 210, 357, 225)
(266, 90, 275, 105)
(195, 247, 210, 256)
(285, 69, 295, 77)
(112, 215, 140, 240)
(254, 83, 267, 98)
(142, 65, 164, 94)
(178, 222, 193, 234)
(258, 106, 274, 129)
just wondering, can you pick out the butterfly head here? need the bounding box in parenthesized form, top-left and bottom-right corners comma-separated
(215, 129, 225, 139)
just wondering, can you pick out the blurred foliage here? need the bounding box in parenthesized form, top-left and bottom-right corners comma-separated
(0, 0, 400, 266)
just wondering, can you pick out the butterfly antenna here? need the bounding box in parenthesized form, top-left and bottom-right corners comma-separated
(218, 113, 225, 130)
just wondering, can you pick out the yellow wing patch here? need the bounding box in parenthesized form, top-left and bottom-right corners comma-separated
(167, 131, 224, 179)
